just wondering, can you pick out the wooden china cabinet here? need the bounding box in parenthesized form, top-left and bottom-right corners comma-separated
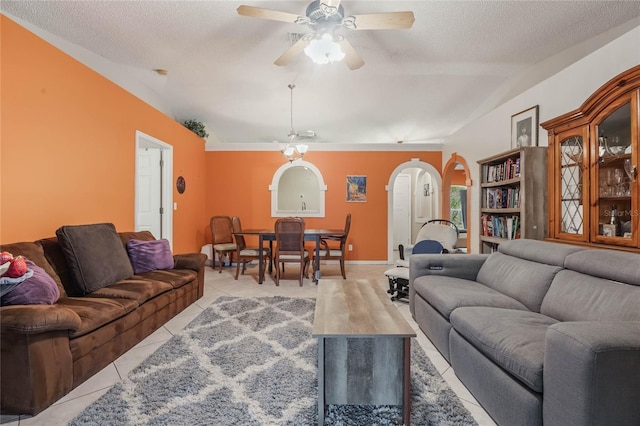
(541, 65, 640, 252)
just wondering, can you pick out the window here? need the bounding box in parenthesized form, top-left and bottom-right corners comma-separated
(450, 185, 466, 231)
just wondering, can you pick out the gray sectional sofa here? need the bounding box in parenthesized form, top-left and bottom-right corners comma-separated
(409, 239, 640, 426)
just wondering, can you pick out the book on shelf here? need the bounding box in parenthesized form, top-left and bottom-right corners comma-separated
(484, 156, 521, 183)
(481, 214, 520, 239)
(484, 187, 520, 209)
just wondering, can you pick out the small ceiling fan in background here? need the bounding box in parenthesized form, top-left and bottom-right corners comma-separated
(237, 0, 415, 70)
(277, 83, 315, 162)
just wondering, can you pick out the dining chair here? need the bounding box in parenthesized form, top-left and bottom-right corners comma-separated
(231, 216, 270, 281)
(209, 215, 237, 273)
(318, 213, 351, 279)
(273, 217, 310, 286)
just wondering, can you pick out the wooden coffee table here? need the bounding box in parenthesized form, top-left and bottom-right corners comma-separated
(312, 279, 416, 425)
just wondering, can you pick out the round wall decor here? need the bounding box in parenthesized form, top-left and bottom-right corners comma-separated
(176, 176, 186, 194)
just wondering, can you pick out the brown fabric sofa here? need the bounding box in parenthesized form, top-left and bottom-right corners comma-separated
(0, 229, 207, 415)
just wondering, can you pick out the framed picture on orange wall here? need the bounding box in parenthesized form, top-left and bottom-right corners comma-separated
(346, 176, 366, 202)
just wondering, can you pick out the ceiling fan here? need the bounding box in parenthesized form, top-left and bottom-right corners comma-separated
(237, 0, 415, 70)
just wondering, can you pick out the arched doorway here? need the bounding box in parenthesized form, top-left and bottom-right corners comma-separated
(386, 158, 442, 263)
(442, 153, 473, 253)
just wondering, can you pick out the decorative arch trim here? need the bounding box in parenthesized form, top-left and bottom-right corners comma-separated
(442, 152, 472, 253)
(269, 160, 327, 217)
(385, 158, 442, 263)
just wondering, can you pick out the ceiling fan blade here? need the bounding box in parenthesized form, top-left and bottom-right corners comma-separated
(338, 39, 364, 70)
(298, 130, 316, 139)
(347, 11, 415, 30)
(274, 37, 310, 67)
(236, 5, 302, 24)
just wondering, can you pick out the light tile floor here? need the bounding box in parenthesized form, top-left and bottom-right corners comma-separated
(1, 263, 496, 425)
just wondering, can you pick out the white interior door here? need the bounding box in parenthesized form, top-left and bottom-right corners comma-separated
(393, 174, 411, 248)
(136, 147, 162, 238)
(135, 131, 173, 246)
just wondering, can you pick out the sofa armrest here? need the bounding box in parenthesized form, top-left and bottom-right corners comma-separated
(173, 253, 207, 271)
(409, 254, 488, 316)
(174, 252, 207, 299)
(0, 305, 81, 334)
(544, 321, 640, 426)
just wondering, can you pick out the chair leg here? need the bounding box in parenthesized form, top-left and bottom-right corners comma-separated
(216, 251, 223, 273)
(299, 260, 304, 286)
(340, 258, 346, 279)
(304, 258, 310, 279)
(234, 258, 240, 280)
(275, 258, 280, 286)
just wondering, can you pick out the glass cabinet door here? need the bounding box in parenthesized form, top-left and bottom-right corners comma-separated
(557, 130, 588, 241)
(592, 97, 637, 246)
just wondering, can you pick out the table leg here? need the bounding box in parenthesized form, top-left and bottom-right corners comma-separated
(403, 337, 411, 426)
(268, 240, 273, 275)
(258, 235, 264, 284)
(314, 235, 321, 283)
(317, 337, 325, 425)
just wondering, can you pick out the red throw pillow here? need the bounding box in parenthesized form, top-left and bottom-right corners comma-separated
(127, 239, 174, 274)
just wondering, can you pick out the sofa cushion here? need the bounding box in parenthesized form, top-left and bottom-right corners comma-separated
(0, 241, 66, 297)
(497, 239, 585, 267)
(450, 306, 558, 393)
(126, 239, 174, 274)
(476, 252, 563, 312)
(119, 230, 156, 246)
(86, 277, 173, 304)
(56, 296, 139, 338)
(135, 269, 197, 289)
(56, 223, 134, 295)
(541, 269, 640, 322)
(564, 249, 640, 286)
(413, 275, 529, 319)
(1, 259, 60, 306)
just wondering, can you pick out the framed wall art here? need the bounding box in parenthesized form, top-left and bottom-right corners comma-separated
(511, 105, 539, 148)
(346, 175, 367, 202)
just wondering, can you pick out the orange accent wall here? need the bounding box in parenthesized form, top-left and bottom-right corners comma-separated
(205, 151, 442, 261)
(1, 16, 443, 260)
(451, 169, 467, 186)
(0, 16, 208, 253)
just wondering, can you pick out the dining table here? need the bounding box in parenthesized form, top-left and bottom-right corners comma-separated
(233, 228, 346, 284)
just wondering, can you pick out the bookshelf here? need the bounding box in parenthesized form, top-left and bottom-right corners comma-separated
(478, 147, 548, 253)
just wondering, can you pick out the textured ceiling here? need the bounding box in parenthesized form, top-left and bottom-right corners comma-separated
(2, 1, 639, 146)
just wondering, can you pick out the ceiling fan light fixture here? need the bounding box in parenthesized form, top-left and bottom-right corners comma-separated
(304, 33, 345, 64)
(296, 143, 308, 155)
(281, 84, 311, 162)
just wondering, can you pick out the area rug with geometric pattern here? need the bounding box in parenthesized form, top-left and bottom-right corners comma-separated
(70, 296, 477, 425)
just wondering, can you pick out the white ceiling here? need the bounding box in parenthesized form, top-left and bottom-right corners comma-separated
(2, 1, 639, 147)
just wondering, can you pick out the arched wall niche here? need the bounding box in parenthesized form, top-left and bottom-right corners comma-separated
(442, 152, 472, 253)
(269, 160, 327, 217)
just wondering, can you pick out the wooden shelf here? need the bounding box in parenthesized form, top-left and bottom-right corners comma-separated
(481, 177, 521, 188)
(481, 208, 520, 214)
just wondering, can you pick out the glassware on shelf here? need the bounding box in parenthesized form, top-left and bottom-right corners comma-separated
(603, 136, 627, 156)
(624, 159, 634, 180)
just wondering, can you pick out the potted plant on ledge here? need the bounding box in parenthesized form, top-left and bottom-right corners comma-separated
(182, 119, 209, 139)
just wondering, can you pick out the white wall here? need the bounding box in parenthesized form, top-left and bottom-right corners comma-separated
(444, 23, 640, 253)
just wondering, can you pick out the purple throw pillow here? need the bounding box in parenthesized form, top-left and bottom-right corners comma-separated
(127, 239, 174, 274)
(1, 259, 60, 306)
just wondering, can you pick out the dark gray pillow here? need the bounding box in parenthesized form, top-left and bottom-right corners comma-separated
(56, 223, 133, 295)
